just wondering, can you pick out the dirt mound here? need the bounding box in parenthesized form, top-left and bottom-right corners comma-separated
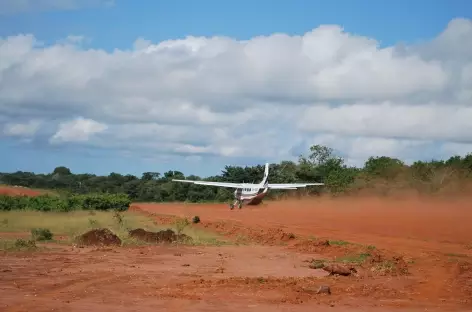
(129, 228, 192, 244)
(323, 263, 357, 276)
(366, 250, 410, 276)
(76, 228, 122, 246)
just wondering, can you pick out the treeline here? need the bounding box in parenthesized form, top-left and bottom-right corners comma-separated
(1, 145, 472, 203)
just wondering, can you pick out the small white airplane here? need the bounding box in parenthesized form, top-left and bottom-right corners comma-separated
(172, 162, 324, 209)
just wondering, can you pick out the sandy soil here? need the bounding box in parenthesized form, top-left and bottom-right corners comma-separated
(1, 196, 472, 311)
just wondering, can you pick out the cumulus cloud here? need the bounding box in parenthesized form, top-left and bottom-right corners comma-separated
(298, 102, 472, 142)
(50, 117, 107, 143)
(0, 0, 113, 14)
(1, 18, 472, 167)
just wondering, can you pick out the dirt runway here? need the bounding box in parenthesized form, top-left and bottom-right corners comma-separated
(136, 196, 472, 255)
(1, 196, 472, 311)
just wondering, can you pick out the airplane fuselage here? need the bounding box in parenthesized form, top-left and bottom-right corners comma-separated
(234, 185, 269, 205)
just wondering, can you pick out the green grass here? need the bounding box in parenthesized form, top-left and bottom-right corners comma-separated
(336, 252, 372, 264)
(180, 226, 231, 246)
(328, 239, 351, 246)
(0, 210, 229, 248)
(444, 252, 468, 258)
(0, 210, 157, 236)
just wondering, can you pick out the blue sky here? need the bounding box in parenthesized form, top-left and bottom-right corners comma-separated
(1, 0, 472, 177)
(2, 0, 470, 49)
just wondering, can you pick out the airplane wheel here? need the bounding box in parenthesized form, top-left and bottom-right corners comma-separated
(238, 202, 242, 209)
(229, 203, 234, 210)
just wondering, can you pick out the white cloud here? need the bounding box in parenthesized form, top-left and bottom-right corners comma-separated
(0, 0, 113, 14)
(298, 102, 472, 142)
(50, 117, 107, 143)
(1, 18, 472, 167)
(3, 119, 42, 137)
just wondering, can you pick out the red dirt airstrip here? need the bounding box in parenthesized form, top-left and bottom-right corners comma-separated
(0, 186, 43, 197)
(1, 195, 472, 311)
(136, 196, 472, 255)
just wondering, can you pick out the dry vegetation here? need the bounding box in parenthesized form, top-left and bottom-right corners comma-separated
(0, 210, 228, 251)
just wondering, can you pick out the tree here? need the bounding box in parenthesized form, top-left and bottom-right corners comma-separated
(296, 144, 355, 194)
(53, 166, 71, 175)
(364, 156, 404, 180)
(141, 172, 160, 181)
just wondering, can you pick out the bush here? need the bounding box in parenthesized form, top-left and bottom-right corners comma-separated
(0, 193, 131, 212)
(0, 194, 71, 212)
(68, 193, 131, 211)
(27, 195, 71, 212)
(174, 217, 190, 234)
(31, 228, 53, 241)
(0, 195, 29, 211)
(14, 239, 37, 249)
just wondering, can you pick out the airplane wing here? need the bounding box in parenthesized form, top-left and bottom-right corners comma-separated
(267, 183, 324, 189)
(172, 179, 245, 188)
(172, 179, 323, 189)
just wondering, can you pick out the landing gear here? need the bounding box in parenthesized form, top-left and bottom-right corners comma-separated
(229, 200, 242, 210)
(230, 188, 243, 210)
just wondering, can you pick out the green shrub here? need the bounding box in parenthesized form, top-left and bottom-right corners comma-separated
(0, 195, 29, 211)
(0, 193, 131, 212)
(26, 195, 71, 212)
(68, 193, 131, 211)
(31, 228, 53, 241)
(14, 239, 37, 249)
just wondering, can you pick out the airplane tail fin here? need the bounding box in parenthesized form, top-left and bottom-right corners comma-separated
(260, 163, 269, 186)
